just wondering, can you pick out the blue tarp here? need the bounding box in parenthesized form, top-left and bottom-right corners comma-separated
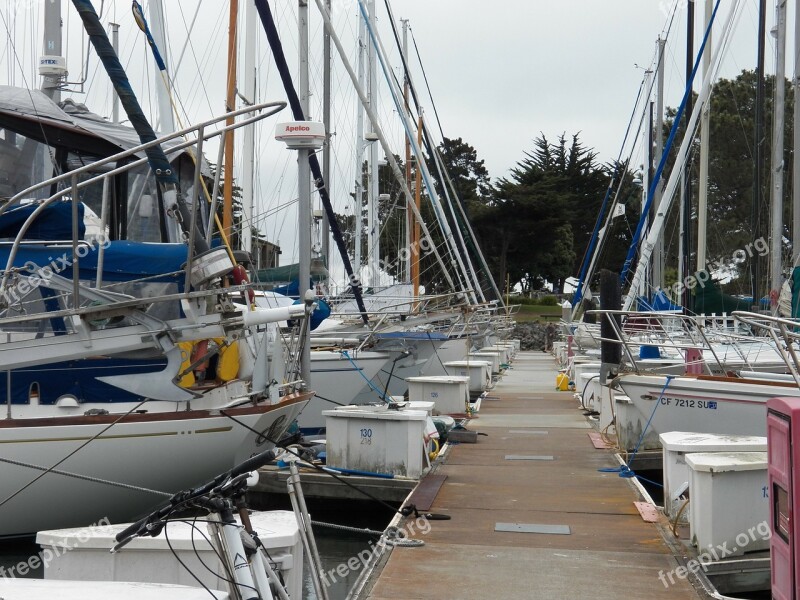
(275, 279, 331, 330)
(7, 357, 168, 405)
(0, 240, 188, 284)
(636, 289, 682, 312)
(0, 202, 85, 241)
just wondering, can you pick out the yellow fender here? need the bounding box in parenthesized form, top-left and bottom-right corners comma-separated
(214, 338, 241, 382)
(177, 342, 196, 388)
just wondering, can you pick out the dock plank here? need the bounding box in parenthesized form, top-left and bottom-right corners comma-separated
(361, 352, 700, 600)
(404, 474, 446, 512)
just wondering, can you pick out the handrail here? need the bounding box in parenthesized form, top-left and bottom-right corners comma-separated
(0, 101, 286, 299)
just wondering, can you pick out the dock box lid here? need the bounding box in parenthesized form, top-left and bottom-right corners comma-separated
(684, 451, 768, 473)
(322, 406, 428, 421)
(36, 510, 299, 551)
(405, 376, 470, 385)
(659, 432, 767, 453)
(442, 361, 491, 368)
(0, 580, 229, 599)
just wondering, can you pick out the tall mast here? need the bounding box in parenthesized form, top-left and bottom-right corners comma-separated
(643, 70, 653, 297)
(242, 0, 257, 254)
(41, 0, 63, 102)
(414, 114, 422, 303)
(752, 0, 767, 308)
(353, 12, 366, 282)
(680, 0, 695, 310)
(223, 0, 239, 247)
(402, 19, 412, 283)
(770, 0, 787, 299)
(110, 23, 120, 123)
(297, 0, 312, 387)
(794, 0, 800, 263)
(148, 1, 175, 133)
(366, 0, 380, 288)
(321, 0, 332, 267)
(696, 0, 713, 272)
(652, 37, 666, 290)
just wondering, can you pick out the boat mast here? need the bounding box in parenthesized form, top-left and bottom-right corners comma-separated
(366, 0, 380, 288)
(794, 0, 800, 263)
(223, 0, 239, 248)
(414, 114, 422, 303)
(110, 23, 120, 123)
(298, 0, 312, 387)
(652, 37, 666, 290)
(770, 0, 787, 302)
(680, 0, 695, 310)
(752, 0, 767, 309)
(402, 19, 412, 284)
(41, 0, 62, 102)
(353, 14, 366, 282)
(696, 0, 712, 273)
(321, 0, 332, 267)
(242, 0, 257, 254)
(148, 1, 175, 134)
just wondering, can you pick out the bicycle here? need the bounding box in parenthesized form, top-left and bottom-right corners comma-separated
(112, 447, 294, 600)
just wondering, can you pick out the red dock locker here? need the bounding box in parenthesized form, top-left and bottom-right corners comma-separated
(768, 397, 800, 600)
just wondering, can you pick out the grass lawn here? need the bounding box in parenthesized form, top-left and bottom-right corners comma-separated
(511, 305, 562, 323)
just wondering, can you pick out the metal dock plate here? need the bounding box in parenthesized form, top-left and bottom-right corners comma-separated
(495, 523, 571, 535)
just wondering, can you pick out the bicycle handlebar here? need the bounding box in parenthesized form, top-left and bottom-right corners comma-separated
(113, 447, 279, 549)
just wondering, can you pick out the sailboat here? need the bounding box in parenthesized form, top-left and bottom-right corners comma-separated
(0, 1, 319, 536)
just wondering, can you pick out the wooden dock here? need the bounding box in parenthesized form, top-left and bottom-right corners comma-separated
(356, 352, 703, 599)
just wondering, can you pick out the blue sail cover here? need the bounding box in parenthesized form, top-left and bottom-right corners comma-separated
(0, 240, 188, 285)
(636, 289, 682, 312)
(0, 202, 85, 241)
(275, 279, 331, 330)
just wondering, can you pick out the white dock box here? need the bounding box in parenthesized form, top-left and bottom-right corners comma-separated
(578, 372, 601, 410)
(482, 345, 512, 363)
(0, 580, 230, 600)
(685, 452, 769, 556)
(443, 360, 491, 394)
(572, 361, 600, 388)
(323, 405, 427, 478)
(406, 375, 470, 414)
(659, 432, 767, 520)
(468, 351, 501, 375)
(36, 510, 303, 599)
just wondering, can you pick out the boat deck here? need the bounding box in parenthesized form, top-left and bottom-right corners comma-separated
(360, 351, 703, 599)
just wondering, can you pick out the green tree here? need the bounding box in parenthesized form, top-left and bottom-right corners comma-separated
(660, 70, 793, 297)
(483, 133, 622, 294)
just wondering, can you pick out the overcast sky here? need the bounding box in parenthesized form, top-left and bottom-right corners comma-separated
(0, 0, 794, 276)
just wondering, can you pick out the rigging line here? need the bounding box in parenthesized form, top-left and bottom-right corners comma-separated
(218, 409, 406, 515)
(172, 0, 205, 80)
(620, 0, 724, 287)
(0, 399, 172, 509)
(0, 453, 172, 500)
(0, 8, 59, 171)
(356, 2, 470, 300)
(407, 25, 444, 141)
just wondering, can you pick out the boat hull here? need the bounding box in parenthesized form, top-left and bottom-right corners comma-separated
(614, 374, 798, 450)
(0, 394, 310, 537)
